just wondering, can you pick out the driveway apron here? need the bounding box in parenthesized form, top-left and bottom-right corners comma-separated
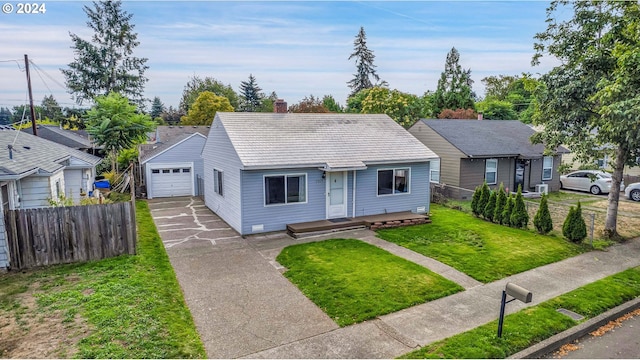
(147, 197, 338, 359)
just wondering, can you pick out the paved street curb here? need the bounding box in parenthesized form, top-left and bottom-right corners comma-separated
(509, 296, 640, 359)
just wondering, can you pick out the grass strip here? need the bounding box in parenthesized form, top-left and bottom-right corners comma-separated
(401, 266, 640, 358)
(377, 205, 585, 283)
(276, 238, 463, 327)
(0, 201, 206, 358)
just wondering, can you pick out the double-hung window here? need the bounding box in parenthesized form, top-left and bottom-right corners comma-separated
(430, 159, 440, 183)
(377, 168, 410, 195)
(213, 169, 223, 196)
(542, 156, 553, 180)
(265, 174, 306, 205)
(485, 159, 497, 185)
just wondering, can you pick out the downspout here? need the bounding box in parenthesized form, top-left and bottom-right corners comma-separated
(352, 170, 356, 218)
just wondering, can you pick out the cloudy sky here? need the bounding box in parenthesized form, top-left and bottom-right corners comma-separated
(0, 1, 560, 111)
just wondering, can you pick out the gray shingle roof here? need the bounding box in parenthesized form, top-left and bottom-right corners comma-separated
(139, 132, 205, 164)
(22, 125, 95, 149)
(421, 119, 569, 158)
(0, 131, 102, 179)
(216, 113, 438, 170)
(150, 125, 210, 143)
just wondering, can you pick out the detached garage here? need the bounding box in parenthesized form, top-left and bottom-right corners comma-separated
(139, 132, 207, 199)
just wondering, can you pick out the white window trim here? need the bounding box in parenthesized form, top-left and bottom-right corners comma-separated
(542, 156, 553, 181)
(430, 160, 440, 184)
(213, 169, 224, 197)
(377, 168, 411, 197)
(485, 159, 498, 185)
(263, 173, 308, 207)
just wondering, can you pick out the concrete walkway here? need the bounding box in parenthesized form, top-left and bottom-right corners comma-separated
(149, 197, 640, 359)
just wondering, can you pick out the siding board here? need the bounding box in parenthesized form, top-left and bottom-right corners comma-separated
(145, 135, 206, 196)
(409, 122, 463, 187)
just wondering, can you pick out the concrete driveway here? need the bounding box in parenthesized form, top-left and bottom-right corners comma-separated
(147, 197, 338, 358)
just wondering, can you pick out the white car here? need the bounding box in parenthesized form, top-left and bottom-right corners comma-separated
(625, 182, 640, 202)
(560, 170, 623, 195)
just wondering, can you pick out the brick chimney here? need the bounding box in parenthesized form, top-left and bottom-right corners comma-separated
(274, 99, 287, 113)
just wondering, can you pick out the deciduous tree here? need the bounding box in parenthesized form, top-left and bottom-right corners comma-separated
(179, 76, 239, 113)
(360, 87, 425, 127)
(180, 91, 233, 125)
(62, 1, 148, 106)
(288, 95, 330, 113)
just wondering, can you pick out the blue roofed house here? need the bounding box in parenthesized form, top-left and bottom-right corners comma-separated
(202, 112, 439, 235)
(0, 129, 102, 270)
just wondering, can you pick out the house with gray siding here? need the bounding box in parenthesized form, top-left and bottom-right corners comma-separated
(409, 119, 569, 199)
(202, 113, 438, 235)
(139, 126, 209, 199)
(0, 130, 102, 270)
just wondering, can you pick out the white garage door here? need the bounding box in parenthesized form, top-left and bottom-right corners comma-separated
(150, 167, 193, 198)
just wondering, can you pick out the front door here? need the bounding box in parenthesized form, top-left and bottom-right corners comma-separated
(326, 171, 347, 219)
(514, 160, 526, 192)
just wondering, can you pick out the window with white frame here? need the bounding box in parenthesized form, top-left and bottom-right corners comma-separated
(213, 169, 223, 196)
(542, 156, 553, 180)
(377, 168, 410, 195)
(430, 159, 440, 183)
(485, 159, 498, 185)
(264, 174, 306, 205)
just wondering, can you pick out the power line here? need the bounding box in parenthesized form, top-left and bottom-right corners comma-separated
(29, 60, 67, 91)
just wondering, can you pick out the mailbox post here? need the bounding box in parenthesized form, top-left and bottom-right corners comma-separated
(498, 282, 533, 338)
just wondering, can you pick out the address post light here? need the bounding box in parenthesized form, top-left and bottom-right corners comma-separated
(498, 282, 533, 338)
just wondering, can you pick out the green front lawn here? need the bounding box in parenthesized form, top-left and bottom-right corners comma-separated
(276, 239, 463, 327)
(0, 201, 205, 358)
(401, 266, 640, 358)
(377, 205, 585, 283)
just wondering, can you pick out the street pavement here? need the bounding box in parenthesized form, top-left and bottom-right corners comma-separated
(148, 196, 640, 359)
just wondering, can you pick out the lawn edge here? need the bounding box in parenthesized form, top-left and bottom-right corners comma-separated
(509, 296, 640, 359)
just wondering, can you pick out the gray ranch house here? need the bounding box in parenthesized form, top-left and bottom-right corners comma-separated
(139, 126, 209, 199)
(202, 113, 438, 235)
(409, 119, 568, 199)
(0, 130, 102, 269)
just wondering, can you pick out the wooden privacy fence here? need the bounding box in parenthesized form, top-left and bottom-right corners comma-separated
(4, 201, 136, 270)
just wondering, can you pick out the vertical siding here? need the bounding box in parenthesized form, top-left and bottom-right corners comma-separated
(353, 163, 430, 217)
(0, 185, 7, 268)
(460, 158, 516, 194)
(146, 135, 206, 193)
(202, 120, 243, 233)
(527, 155, 562, 192)
(409, 122, 463, 187)
(241, 168, 326, 234)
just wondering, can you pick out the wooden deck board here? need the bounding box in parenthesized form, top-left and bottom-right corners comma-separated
(287, 211, 429, 235)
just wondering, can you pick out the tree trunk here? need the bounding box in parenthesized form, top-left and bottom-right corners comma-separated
(604, 145, 627, 240)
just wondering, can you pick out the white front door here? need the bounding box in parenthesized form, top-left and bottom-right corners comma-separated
(326, 171, 347, 219)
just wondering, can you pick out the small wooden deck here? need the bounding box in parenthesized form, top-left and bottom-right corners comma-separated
(286, 211, 431, 238)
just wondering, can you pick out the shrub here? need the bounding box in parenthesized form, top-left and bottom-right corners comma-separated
(533, 193, 553, 234)
(501, 196, 514, 226)
(471, 185, 482, 216)
(483, 190, 497, 222)
(494, 183, 507, 224)
(510, 185, 529, 229)
(477, 182, 490, 217)
(563, 201, 587, 242)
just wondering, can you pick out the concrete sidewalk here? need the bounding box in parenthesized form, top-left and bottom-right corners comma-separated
(149, 197, 640, 359)
(246, 234, 640, 359)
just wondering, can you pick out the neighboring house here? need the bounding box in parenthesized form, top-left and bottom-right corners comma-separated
(202, 112, 438, 235)
(138, 126, 209, 199)
(562, 150, 640, 177)
(0, 129, 102, 269)
(22, 125, 102, 156)
(409, 119, 568, 198)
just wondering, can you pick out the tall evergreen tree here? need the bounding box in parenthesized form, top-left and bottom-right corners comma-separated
(62, 0, 148, 106)
(41, 95, 64, 122)
(431, 47, 476, 116)
(347, 27, 381, 97)
(239, 74, 264, 112)
(150, 97, 165, 119)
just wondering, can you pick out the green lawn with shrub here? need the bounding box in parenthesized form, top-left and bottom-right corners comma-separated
(377, 205, 585, 283)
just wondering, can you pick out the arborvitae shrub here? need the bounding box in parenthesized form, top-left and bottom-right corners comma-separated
(502, 196, 514, 226)
(483, 190, 497, 222)
(533, 193, 553, 234)
(562, 201, 587, 242)
(477, 182, 490, 218)
(471, 185, 482, 216)
(510, 185, 529, 229)
(494, 183, 507, 224)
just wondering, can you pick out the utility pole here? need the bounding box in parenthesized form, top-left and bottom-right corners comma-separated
(24, 54, 38, 136)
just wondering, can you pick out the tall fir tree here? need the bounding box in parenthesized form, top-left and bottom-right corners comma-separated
(347, 27, 381, 97)
(431, 47, 476, 117)
(41, 95, 64, 122)
(62, 0, 148, 106)
(239, 74, 264, 112)
(150, 97, 165, 119)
